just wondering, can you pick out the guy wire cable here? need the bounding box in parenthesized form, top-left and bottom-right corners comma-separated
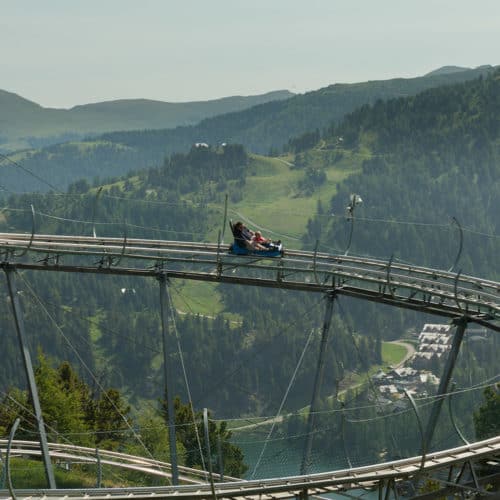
(4, 191, 500, 245)
(0, 152, 63, 194)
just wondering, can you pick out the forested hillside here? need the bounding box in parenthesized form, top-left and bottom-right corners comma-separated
(0, 89, 293, 152)
(1, 70, 499, 477)
(0, 144, 380, 420)
(304, 69, 500, 279)
(1, 66, 495, 193)
(275, 69, 500, 468)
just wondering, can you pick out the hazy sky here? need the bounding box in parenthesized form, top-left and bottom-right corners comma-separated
(2, 0, 499, 108)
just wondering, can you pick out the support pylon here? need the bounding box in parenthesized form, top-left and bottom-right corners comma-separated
(158, 272, 179, 485)
(301, 291, 335, 475)
(424, 316, 468, 450)
(4, 266, 56, 489)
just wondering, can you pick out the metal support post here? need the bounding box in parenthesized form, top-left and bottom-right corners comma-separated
(6, 418, 21, 500)
(300, 292, 335, 475)
(216, 432, 224, 482)
(4, 267, 56, 488)
(158, 273, 179, 485)
(203, 408, 217, 500)
(0, 447, 5, 489)
(340, 403, 352, 468)
(95, 448, 102, 488)
(404, 390, 426, 472)
(424, 316, 468, 450)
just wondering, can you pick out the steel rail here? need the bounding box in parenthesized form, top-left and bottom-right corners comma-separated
(1, 233, 500, 497)
(2, 232, 499, 296)
(2, 249, 498, 315)
(0, 233, 499, 302)
(1, 233, 499, 331)
(2, 253, 499, 329)
(0, 232, 497, 297)
(0, 439, 238, 483)
(1, 436, 498, 499)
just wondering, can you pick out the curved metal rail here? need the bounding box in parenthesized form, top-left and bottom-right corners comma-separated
(0, 232, 499, 332)
(1, 436, 499, 499)
(0, 439, 236, 485)
(1, 233, 500, 498)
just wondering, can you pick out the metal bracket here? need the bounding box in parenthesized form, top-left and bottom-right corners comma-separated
(111, 222, 128, 267)
(216, 230, 223, 278)
(385, 254, 395, 298)
(344, 194, 362, 256)
(312, 239, 320, 285)
(404, 390, 426, 472)
(340, 402, 353, 469)
(453, 270, 464, 314)
(448, 382, 469, 445)
(203, 408, 217, 500)
(6, 418, 21, 500)
(277, 259, 285, 283)
(14, 204, 36, 258)
(448, 217, 463, 273)
(95, 447, 102, 488)
(344, 213, 355, 256)
(92, 186, 103, 238)
(221, 193, 228, 245)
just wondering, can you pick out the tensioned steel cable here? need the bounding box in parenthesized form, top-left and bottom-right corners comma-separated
(0, 152, 63, 193)
(344, 376, 500, 425)
(4, 194, 500, 245)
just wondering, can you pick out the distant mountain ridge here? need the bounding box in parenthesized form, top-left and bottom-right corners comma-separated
(98, 65, 498, 155)
(1, 65, 498, 192)
(424, 65, 472, 76)
(0, 89, 294, 152)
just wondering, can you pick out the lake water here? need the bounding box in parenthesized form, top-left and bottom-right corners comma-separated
(233, 434, 380, 499)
